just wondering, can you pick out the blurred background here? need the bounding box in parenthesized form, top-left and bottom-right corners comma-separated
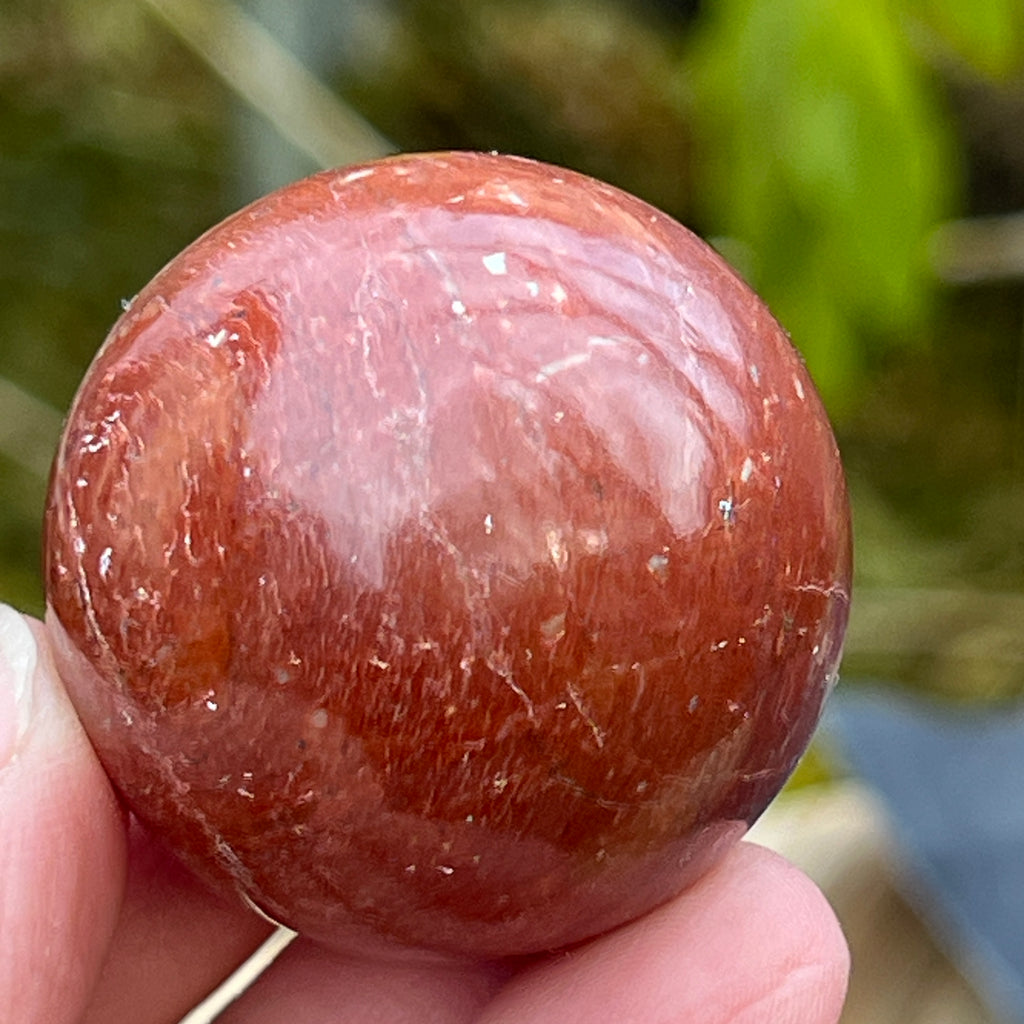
(1, 0, 1023, 1021)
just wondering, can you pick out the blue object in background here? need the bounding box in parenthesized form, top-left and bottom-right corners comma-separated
(827, 687, 1024, 1024)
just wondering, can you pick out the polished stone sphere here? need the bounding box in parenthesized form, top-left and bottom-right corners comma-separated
(44, 152, 851, 959)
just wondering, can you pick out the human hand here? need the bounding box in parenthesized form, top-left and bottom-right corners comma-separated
(1, 604, 849, 1023)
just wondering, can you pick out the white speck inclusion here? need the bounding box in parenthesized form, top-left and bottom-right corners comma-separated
(482, 251, 507, 275)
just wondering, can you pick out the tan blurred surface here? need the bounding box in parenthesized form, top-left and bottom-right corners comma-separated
(750, 782, 1001, 1024)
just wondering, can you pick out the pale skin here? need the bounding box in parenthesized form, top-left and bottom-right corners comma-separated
(1, 606, 849, 1024)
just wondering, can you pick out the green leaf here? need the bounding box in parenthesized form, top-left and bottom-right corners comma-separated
(905, 0, 1024, 78)
(688, 0, 959, 414)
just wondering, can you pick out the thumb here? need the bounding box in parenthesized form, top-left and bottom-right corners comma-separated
(0, 605, 128, 1024)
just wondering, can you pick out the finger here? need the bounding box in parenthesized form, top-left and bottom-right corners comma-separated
(79, 821, 276, 1024)
(216, 939, 509, 1024)
(477, 841, 849, 1024)
(0, 607, 128, 1024)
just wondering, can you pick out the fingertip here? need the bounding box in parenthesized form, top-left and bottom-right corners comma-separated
(0, 606, 36, 768)
(79, 821, 276, 1024)
(217, 939, 507, 1024)
(0, 607, 128, 1024)
(721, 843, 850, 1024)
(479, 840, 849, 1024)
(3, 610, 279, 1024)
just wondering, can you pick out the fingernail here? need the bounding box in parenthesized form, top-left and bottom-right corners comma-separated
(0, 605, 38, 768)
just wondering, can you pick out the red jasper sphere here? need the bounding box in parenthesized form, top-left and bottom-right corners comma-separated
(44, 152, 851, 959)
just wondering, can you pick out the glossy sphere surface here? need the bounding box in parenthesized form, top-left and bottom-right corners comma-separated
(45, 152, 851, 959)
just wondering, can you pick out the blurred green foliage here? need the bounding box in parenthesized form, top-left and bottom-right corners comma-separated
(340, 0, 694, 218)
(687, 0, 1024, 413)
(1, 0, 1023, 700)
(688, 0, 957, 412)
(908, 0, 1024, 78)
(0, 0, 233, 612)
